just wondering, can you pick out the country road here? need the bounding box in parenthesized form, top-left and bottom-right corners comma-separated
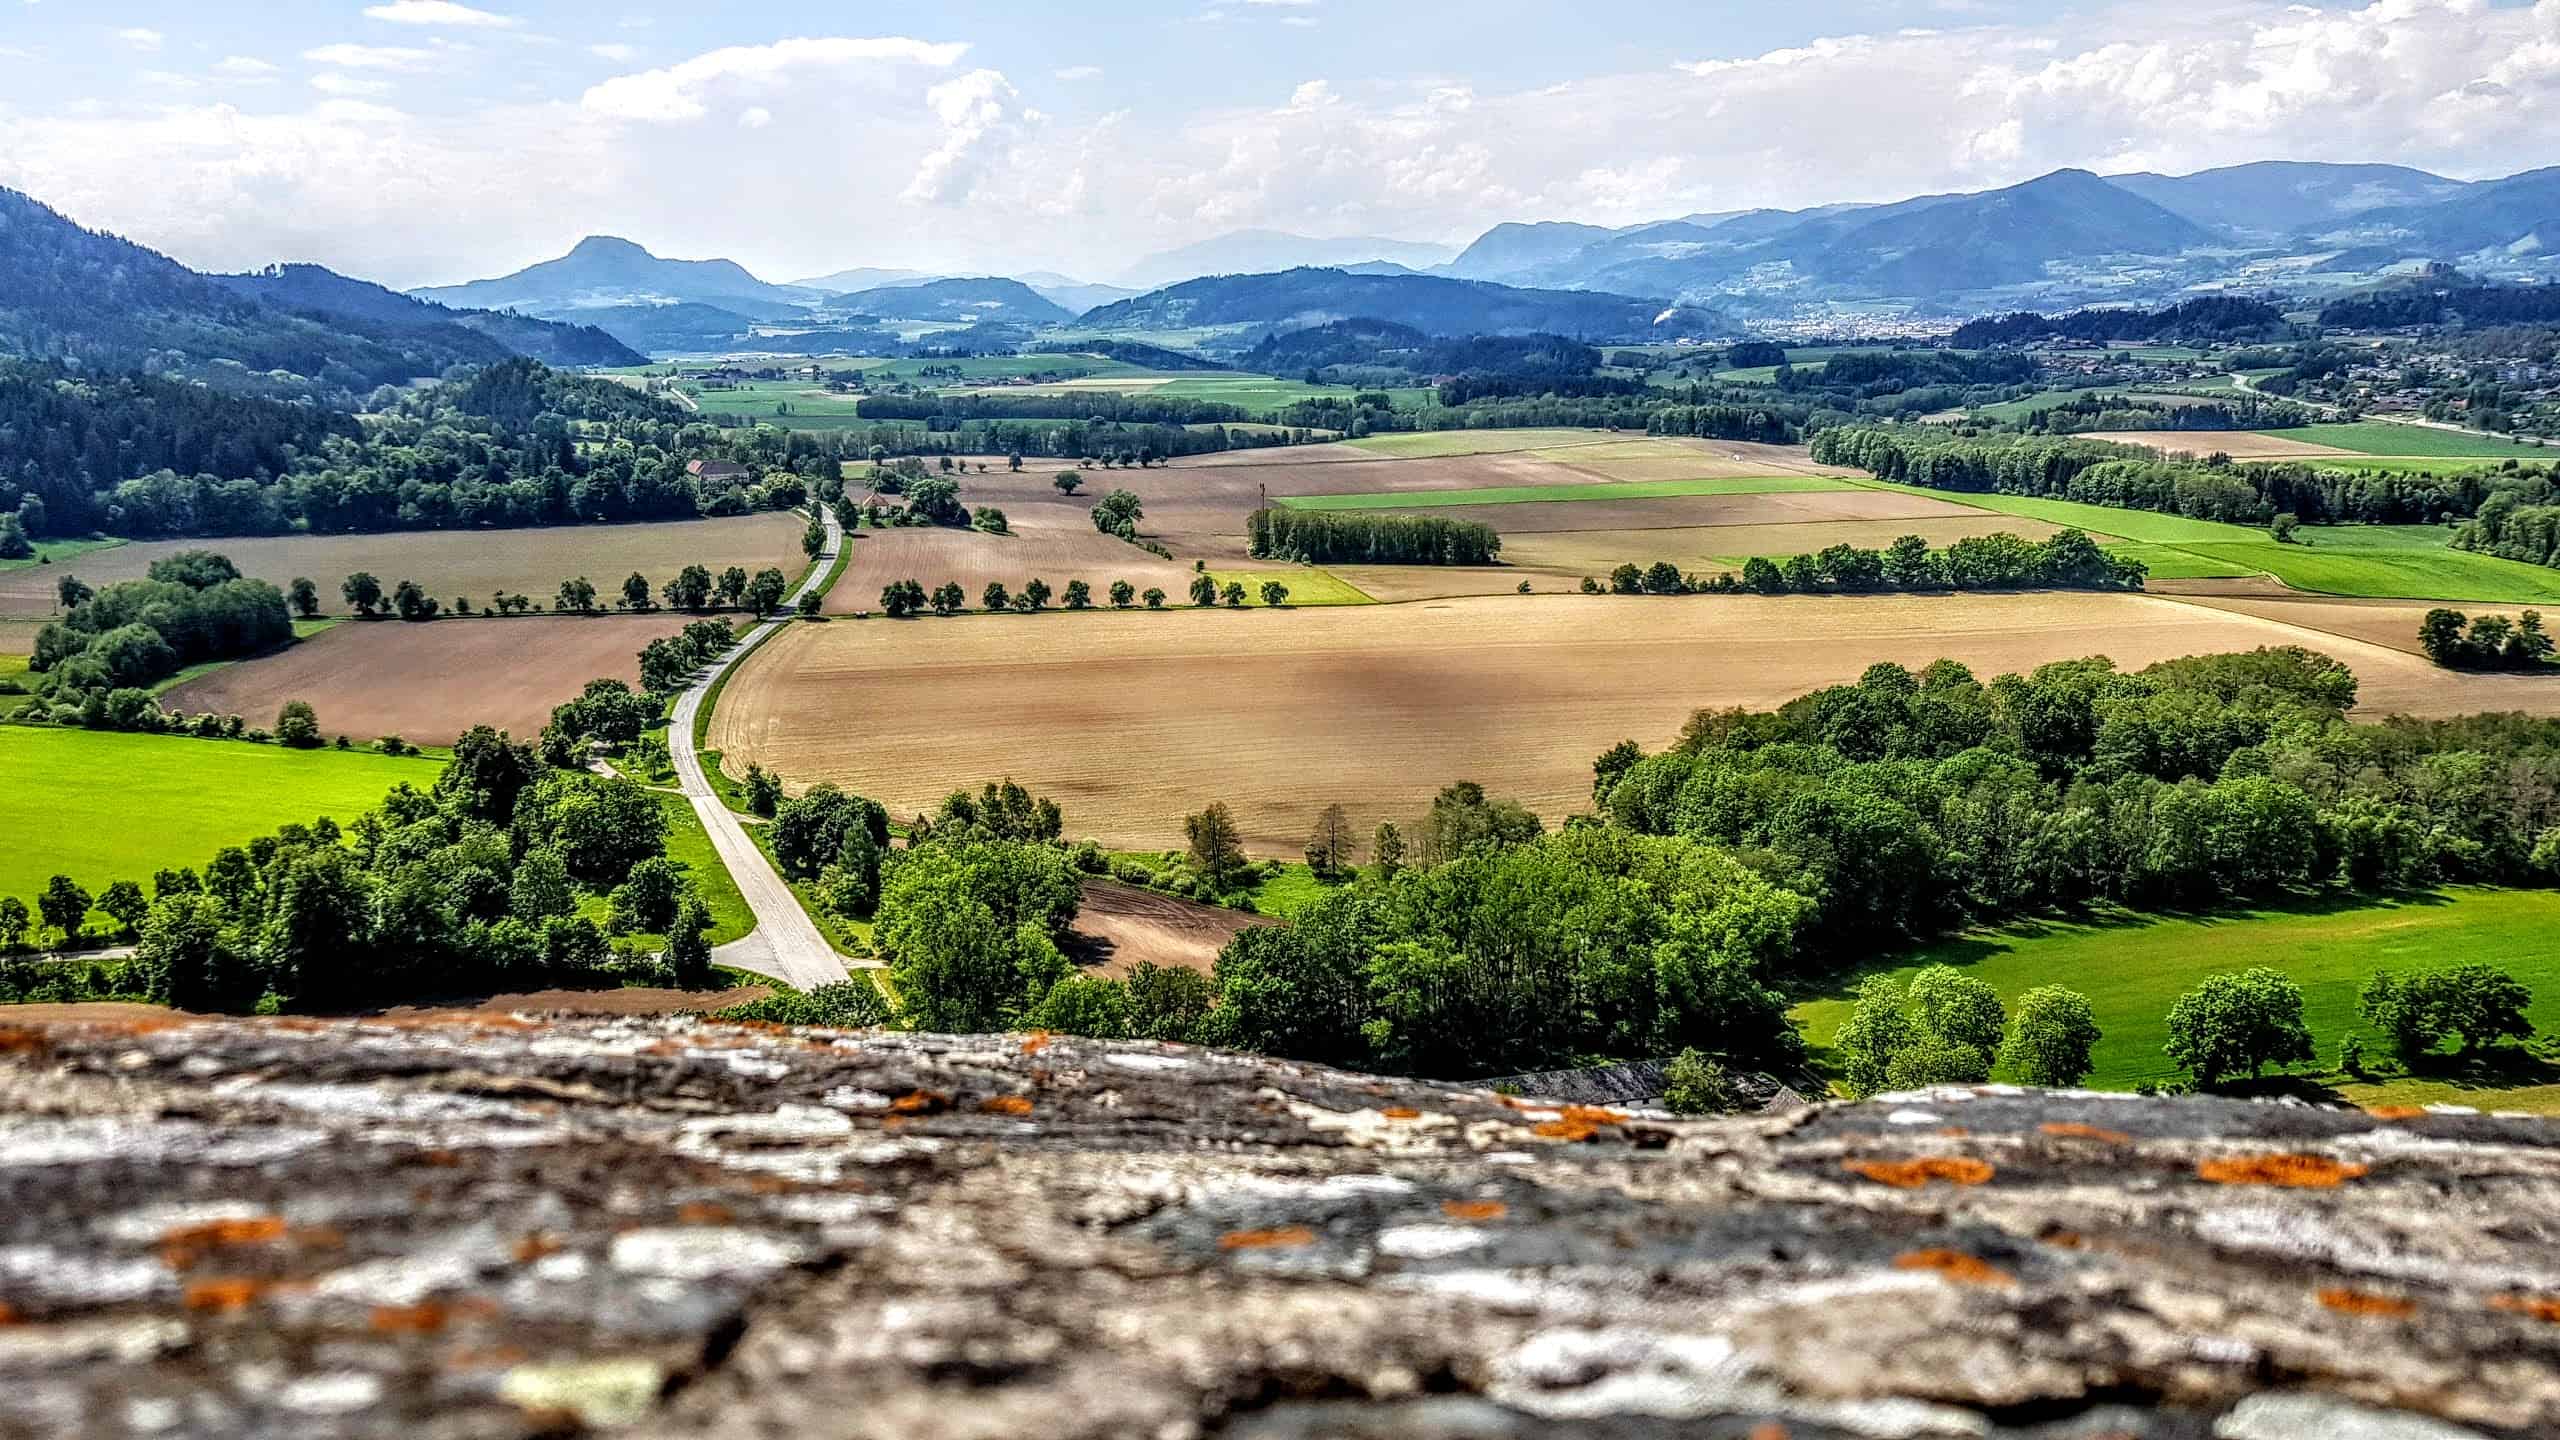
(669, 503, 863, 990)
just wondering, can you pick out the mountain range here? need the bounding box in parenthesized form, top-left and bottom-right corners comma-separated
(1075, 268, 1732, 342)
(411, 235, 823, 316)
(0, 186, 641, 390)
(1437, 161, 2560, 314)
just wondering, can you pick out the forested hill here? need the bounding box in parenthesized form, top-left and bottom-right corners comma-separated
(0, 187, 520, 392)
(1078, 268, 1731, 341)
(209, 264, 644, 368)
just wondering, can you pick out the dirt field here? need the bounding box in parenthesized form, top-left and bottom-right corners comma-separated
(162, 615, 690, 743)
(2160, 593, 2508, 657)
(0, 515, 804, 620)
(2079, 432, 2359, 460)
(1067, 880, 1276, 977)
(711, 593, 2560, 855)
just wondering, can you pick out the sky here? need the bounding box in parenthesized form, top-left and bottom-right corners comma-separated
(0, 0, 2556, 290)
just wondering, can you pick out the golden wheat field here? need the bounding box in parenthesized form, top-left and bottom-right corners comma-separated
(708, 591, 2560, 855)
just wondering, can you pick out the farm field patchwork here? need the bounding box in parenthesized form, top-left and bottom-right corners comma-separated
(0, 727, 441, 923)
(1344, 429, 1661, 459)
(707, 593, 2560, 857)
(0, 514, 806, 621)
(1791, 887, 2560, 1108)
(160, 614, 694, 745)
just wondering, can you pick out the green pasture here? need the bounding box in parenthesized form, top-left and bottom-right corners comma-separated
(1857, 480, 2560, 602)
(2273, 455, 2521, 476)
(1203, 569, 1376, 607)
(1274, 475, 1852, 511)
(1791, 887, 2560, 1108)
(0, 537, 126, 576)
(2264, 424, 2549, 459)
(0, 727, 440, 929)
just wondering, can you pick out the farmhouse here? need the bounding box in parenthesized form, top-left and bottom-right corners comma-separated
(688, 459, 750, 483)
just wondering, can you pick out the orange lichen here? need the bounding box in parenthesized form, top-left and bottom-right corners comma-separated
(370, 1303, 451, 1335)
(889, 1090, 951, 1115)
(1843, 1157, 1996, 1189)
(510, 1233, 563, 1264)
(0, 1028, 49, 1056)
(1019, 1031, 1052, 1055)
(1894, 1249, 2015, 1288)
(2319, 1287, 2418, 1319)
(1936, 1126, 1971, 1138)
(291, 1225, 346, 1252)
(1218, 1226, 1317, 1250)
(978, 1095, 1035, 1117)
(2041, 1229, 2088, 1250)
(676, 1202, 736, 1225)
(2039, 1122, 2131, 1144)
(2490, 1294, 2560, 1324)
(2364, 1105, 2427, 1121)
(0, 1301, 19, 1326)
(2196, 1154, 2369, 1188)
(159, 1215, 288, 1270)
(1749, 1426, 1790, 1440)
(183, 1278, 266, 1313)
(1441, 1200, 1507, 1223)
(1381, 1107, 1422, 1120)
(1531, 1105, 1628, 1142)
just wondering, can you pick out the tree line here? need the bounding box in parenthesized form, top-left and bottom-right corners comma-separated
(28, 551, 292, 708)
(1249, 508, 1501, 566)
(1816, 424, 2550, 528)
(1580, 528, 2144, 597)
(2420, 608, 2557, 671)
(1, 727, 720, 1008)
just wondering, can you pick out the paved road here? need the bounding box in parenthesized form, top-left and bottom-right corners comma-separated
(669, 505, 863, 990)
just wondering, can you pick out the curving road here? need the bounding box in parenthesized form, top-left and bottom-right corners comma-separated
(669, 504, 862, 990)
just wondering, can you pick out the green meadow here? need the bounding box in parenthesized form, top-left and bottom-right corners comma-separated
(1791, 887, 2560, 1110)
(1203, 569, 1376, 606)
(1855, 480, 2560, 602)
(0, 727, 441, 924)
(2268, 423, 2550, 459)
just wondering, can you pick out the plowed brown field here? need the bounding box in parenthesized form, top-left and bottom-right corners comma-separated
(710, 592, 2560, 855)
(162, 615, 690, 743)
(0, 515, 805, 620)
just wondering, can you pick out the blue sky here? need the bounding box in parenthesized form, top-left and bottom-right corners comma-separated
(1, 1, 2555, 288)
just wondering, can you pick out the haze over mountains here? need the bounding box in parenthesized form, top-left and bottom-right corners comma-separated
(5, 156, 2559, 382)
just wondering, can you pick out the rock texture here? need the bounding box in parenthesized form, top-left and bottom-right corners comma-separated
(2, 1013, 2558, 1438)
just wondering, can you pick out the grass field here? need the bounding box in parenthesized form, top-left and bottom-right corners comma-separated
(1968, 391, 2225, 423)
(2263, 424, 2551, 458)
(1856, 481, 2560, 602)
(0, 537, 126, 576)
(1203, 569, 1375, 606)
(1273, 475, 1853, 510)
(2266, 454, 2522, 476)
(1791, 887, 2560, 1108)
(0, 728, 440, 927)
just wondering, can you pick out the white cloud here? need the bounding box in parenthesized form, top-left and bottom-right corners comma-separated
(1054, 65, 1102, 81)
(904, 68, 1021, 203)
(301, 43, 439, 71)
(116, 28, 162, 52)
(362, 0, 521, 26)
(589, 43, 639, 63)
(737, 106, 771, 129)
(581, 35, 968, 122)
(214, 56, 280, 77)
(310, 72, 394, 97)
(10, 1, 2560, 288)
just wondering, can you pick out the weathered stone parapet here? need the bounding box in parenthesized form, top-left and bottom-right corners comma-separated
(1, 1012, 2556, 1438)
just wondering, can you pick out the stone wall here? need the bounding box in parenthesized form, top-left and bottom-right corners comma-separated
(1, 1011, 2556, 1437)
